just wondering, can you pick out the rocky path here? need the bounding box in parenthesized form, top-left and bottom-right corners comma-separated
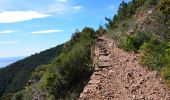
(79, 36, 170, 100)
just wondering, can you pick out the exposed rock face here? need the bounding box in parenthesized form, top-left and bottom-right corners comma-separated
(135, 8, 169, 41)
(79, 36, 170, 100)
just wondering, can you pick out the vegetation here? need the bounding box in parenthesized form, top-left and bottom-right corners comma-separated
(0, 44, 63, 99)
(158, 0, 170, 15)
(0, 26, 103, 100)
(106, 0, 170, 88)
(161, 42, 170, 86)
(119, 32, 152, 52)
(0, 0, 169, 99)
(141, 38, 166, 70)
(42, 27, 100, 99)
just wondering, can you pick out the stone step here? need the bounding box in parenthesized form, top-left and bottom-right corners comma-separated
(89, 79, 100, 84)
(99, 55, 110, 62)
(98, 62, 111, 68)
(99, 52, 109, 56)
(90, 75, 102, 80)
(94, 67, 103, 72)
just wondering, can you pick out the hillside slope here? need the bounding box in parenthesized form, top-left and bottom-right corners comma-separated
(0, 0, 169, 99)
(79, 36, 170, 99)
(0, 44, 63, 99)
(80, 0, 170, 99)
(2, 27, 105, 100)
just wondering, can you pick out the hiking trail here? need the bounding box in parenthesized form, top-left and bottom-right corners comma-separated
(79, 36, 170, 100)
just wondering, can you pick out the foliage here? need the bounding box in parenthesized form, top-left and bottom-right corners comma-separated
(0, 44, 63, 99)
(11, 92, 23, 100)
(141, 38, 166, 70)
(1, 0, 170, 99)
(105, 0, 170, 89)
(157, 0, 170, 15)
(161, 42, 170, 87)
(119, 32, 151, 52)
(43, 73, 57, 94)
(147, 0, 159, 6)
(119, 35, 136, 51)
(42, 27, 98, 99)
(105, 0, 150, 30)
(31, 65, 48, 81)
(105, 0, 169, 71)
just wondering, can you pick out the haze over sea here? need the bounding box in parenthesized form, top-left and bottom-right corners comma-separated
(0, 57, 24, 68)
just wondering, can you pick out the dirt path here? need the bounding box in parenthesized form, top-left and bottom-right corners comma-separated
(79, 36, 170, 100)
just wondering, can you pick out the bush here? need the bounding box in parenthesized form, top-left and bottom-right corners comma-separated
(12, 92, 23, 100)
(42, 27, 96, 99)
(141, 38, 166, 70)
(161, 42, 170, 87)
(31, 65, 48, 81)
(2, 93, 13, 100)
(157, 0, 170, 15)
(43, 73, 57, 94)
(161, 66, 170, 87)
(119, 35, 137, 52)
(150, 0, 158, 5)
(119, 32, 151, 52)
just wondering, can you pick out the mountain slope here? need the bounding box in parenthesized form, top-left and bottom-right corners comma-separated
(0, 0, 169, 99)
(1, 27, 105, 100)
(80, 36, 170, 99)
(0, 44, 63, 99)
(80, 0, 170, 99)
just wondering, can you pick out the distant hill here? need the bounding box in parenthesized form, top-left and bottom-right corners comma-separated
(0, 26, 105, 100)
(0, 44, 63, 98)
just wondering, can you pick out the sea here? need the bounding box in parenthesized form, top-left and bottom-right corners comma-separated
(0, 57, 24, 68)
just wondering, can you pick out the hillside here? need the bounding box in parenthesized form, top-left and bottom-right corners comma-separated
(0, 44, 63, 99)
(0, 0, 169, 99)
(80, 36, 170, 99)
(0, 27, 105, 100)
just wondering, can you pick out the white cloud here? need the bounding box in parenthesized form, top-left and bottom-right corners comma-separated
(31, 29, 64, 34)
(0, 41, 20, 44)
(0, 0, 82, 15)
(72, 6, 82, 10)
(0, 30, 18, 34)
(0, 11, 51, 23)
(45, 5, 67, 14)
(45, 1, 83, 14)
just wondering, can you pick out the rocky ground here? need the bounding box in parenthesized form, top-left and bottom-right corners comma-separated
(79, 36, 170, 100)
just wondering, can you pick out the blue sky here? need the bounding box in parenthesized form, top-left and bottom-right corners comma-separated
(0, 0, 131, 57)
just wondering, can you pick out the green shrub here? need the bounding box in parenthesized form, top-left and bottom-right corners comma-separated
(31, 65, 48, 81)
(161, 42, 170, 87)
(141, 38, 166, 70)
(157, 0, 170, 15)
(2, 93, 13, 100)
(119, 35, 137, 52)
(149, 0, 158, 5)
(161, 66, 170, 87)
(43, 72, 57, 94)
(42, 27, 96, 99)
(134, 32, 151, 49)
(119, 32, 151, 52)
(12, 92, 23, 100)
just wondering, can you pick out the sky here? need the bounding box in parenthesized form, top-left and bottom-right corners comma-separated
(0, 0, 131, 58)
